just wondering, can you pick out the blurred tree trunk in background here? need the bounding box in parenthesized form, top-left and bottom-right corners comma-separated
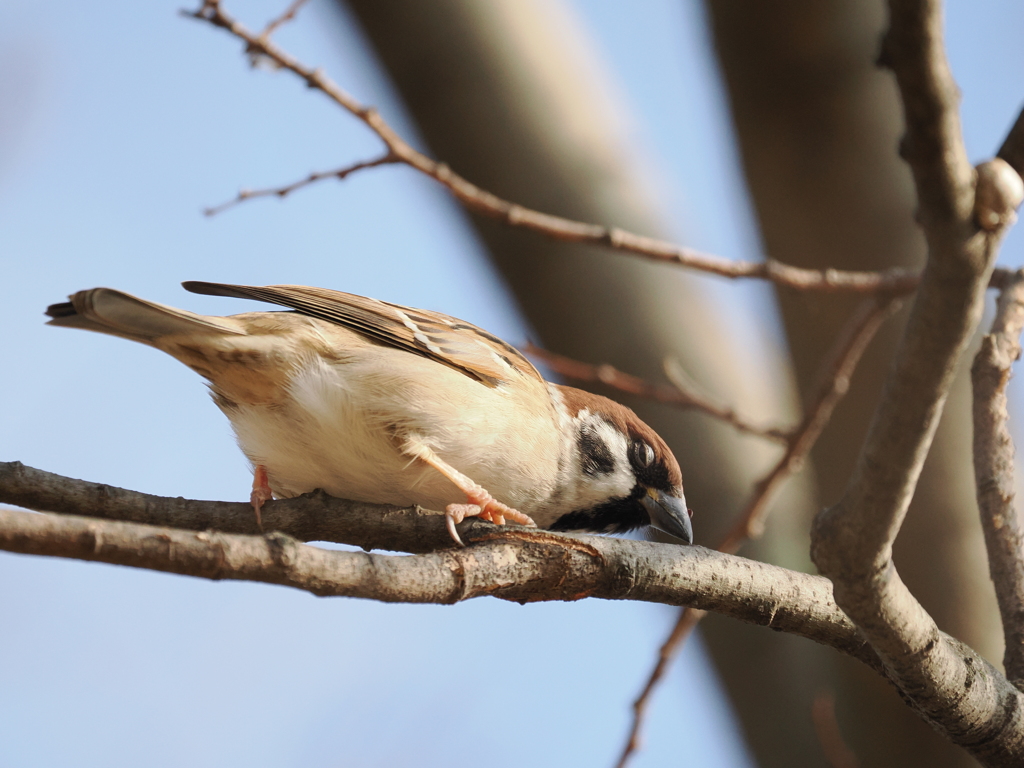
(329, 0, 997, 765)
(334, 1, 828, 764)
(705, 1, 998, 766)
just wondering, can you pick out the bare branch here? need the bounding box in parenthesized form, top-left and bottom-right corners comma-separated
(5, 468, 1018, 761)
(616, 296, 896, 767)
(614, 606, 704, 768)
(722, 296, 899, 547)
(0, 495, 876, 665)
(972, 269, 1024, 687)
(204, 153, 398, 216)
(810, 1, 1024, 761)
(183, 1, 927, 294)
(523, 344, 790, 444)
(0, 460, 454, 554)
(258, 0, 309, 40)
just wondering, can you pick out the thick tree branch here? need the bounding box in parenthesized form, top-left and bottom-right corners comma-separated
(0, 465, 873, 665)
(0, 462, 876, 666)
(878, 1, 974, 226)
(0, 461, 459, 554)
(973, 269, 1024, 688)
(5, 471, 1017, 746)
(0, 496, 878, 665)
(810, 1, 1024, 762)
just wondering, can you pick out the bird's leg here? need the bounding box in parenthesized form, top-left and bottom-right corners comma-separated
(250, 464, 273, 531)
(401, 438, 536, 546)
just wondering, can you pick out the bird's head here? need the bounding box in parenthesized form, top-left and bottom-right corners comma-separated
(547, 385, 692, 544)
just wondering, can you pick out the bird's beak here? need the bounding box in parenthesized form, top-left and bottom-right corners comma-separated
(642, 488, 693, 544)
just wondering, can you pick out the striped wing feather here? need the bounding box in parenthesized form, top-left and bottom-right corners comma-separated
(182, 281, 541, 386)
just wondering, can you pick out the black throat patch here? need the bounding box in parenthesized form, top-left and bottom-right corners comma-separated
(549, 486, 650, 535)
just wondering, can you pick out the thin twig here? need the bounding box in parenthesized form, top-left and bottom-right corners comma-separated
(185, 1, 922, 294)
(524, 344, 790, 444)
(614, 606, 704, 768)
(972, 268, 1024, 688)
(203, 153, 397, 216)
(720, 295, 900, 547)
(258, 0, 309, 40)
(615, 295, 897, 768)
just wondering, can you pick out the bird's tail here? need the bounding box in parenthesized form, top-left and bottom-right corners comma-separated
(46, 288, 245, 345)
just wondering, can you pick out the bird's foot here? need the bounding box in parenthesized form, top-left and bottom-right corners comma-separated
(443, 486, 536, 546)
(250, 464, 273, 531)
(460, 484, 536, 528)
(401, 436, 535, 546)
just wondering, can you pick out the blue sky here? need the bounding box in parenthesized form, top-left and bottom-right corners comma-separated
(1, 1, 1022, 766)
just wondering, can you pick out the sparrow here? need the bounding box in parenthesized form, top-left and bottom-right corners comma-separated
(45, 282, 693, 547)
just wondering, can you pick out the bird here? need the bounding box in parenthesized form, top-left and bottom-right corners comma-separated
(45, 282, 693, 547)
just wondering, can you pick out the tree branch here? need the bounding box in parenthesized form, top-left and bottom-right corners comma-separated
(810, 1, 1024, 762)
(615, 605, 704, 768)
(616, 294, 897, 767)
(811, 692, 860, 768)
(6, 467, 1017, 751)
(185, 0, 923, 295)
(257, 0, 309, 40)
(202, 153, 398, 216)
(722, 295, 900, 546)
(973, 269, 1024, 688)
(0, 461, 470, 554)
(0, 491, 878, 665)
(523, 343, 790, 444)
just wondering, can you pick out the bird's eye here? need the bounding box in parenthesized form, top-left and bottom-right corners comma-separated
(630, 440, 655, 469)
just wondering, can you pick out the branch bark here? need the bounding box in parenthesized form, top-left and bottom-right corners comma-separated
(973, 270, 1024, 688)
(810, 1, 1024, 762)
(0, 461, 455, 554)
(0, 476, 877, 664)
(12, 459, 1024, 752)
(704, 2, 995, 763)
(9, 448, 1024, 767)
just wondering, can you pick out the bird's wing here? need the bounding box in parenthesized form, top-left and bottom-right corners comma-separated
(182, 281, 542, 386)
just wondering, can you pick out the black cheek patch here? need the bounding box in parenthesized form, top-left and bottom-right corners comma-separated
(578, 424, 615, 476)
(549, 488, 650, 535)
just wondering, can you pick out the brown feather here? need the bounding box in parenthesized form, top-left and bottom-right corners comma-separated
(182, 281, 541, 387)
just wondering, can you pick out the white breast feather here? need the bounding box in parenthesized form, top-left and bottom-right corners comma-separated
(221, 350, 564, 517)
